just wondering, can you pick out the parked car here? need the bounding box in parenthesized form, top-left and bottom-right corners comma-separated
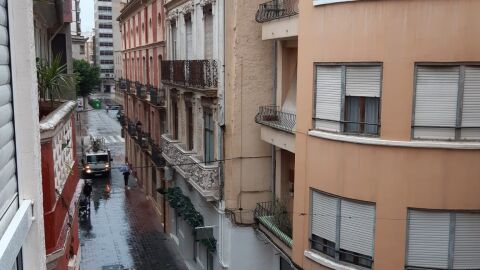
(107, 104, 123, 111)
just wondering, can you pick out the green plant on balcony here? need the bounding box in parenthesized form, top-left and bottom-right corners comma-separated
(271, 199, 292, 237)
(37, 55, 75, 107)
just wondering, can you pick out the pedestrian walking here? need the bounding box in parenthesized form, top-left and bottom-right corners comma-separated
(123, 169, 131, 187)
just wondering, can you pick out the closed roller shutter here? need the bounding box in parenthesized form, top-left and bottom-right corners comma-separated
(345, 66, 381, 97)
(311, 191, 337, 242)
(186, 19, 193, 60)
(461, 66, 480, 140)
(314, 66, 342, 132)
(453, 213, 480, 269)
(204, 11, 213, 59)
(407, 210, 450, 269)
(0, 0, 18, 237)
(414, 66, 459, 140)
(339, 200, 375, 257)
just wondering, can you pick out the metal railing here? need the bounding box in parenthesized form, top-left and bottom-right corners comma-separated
(135, 82, 147, 99)
(149, 86, 166, 107)
(255, 105, 296, 134)
(255, 0, 299, 23)
(151, 143, 166, 167)
(254, 201, 293, 247)
(161, 60, 218, 89)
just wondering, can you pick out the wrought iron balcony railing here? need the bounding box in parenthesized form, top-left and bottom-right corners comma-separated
(254, 201, 293, 247)
(119, 79, 127, 91)
(161, 60, 218, 89)
(135, 82, 147, 99)
(255, 105, 296, 134)
(151, 143, 166, 167)
(255, 0, 299, 23)
(127, 122, 138, 137)
(149, 86, 166, 108)
(125, 80, 132, 94)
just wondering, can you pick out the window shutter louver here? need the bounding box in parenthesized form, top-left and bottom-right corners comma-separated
(311, 191, 337, 243)
(345, 66, 381, 97)
(315, 66, 342, 132)
(0, 0, 18, 237)
(339, 200, 375, 257)
(453, 213, 480, 269)
(407, 210, 450, 269)
(414, 66, 459, 139)
(461, 66, 480, 140)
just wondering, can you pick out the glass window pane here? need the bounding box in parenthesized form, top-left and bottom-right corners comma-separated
(365, 97, 379, 135)
(344, 96, 361, 133)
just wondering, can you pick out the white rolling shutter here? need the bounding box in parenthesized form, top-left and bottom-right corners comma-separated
(345, 66, 381, 97)
(0, 0, 18, 237)
(414, 66, 459, 140)
(315, 66, 342, 132)
(461, 66, 480, 140)
(204, 11, 213, 59)
(407, 210, 450, 269)
(311, 191, 337, 243)
(453, 213, 480, 269)
(339, 200, 375, 257)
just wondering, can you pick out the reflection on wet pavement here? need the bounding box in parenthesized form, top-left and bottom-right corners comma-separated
(77, 99, 187, 270)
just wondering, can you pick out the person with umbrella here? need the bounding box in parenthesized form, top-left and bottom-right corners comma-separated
(121, 163, 131, 188)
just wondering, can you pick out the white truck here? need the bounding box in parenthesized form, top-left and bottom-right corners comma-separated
(82, 136, 112, 177)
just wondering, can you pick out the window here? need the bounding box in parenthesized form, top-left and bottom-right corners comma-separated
(310, 191, 375, 268)
(207, 251, 214, 270)
(99, 42, 113, 47)
(100, 60, 114, 65)
(171, 21, 177, 60)
(413, 65, 480, 140)
(160, 111, 167, 135)
(185, 14, 193, 60)
(99, 33, 113, 38)
(99, 23, 112, 29)
(79, 45, 85, 54)
(406, 210, 480, 269)
(100, 50, 113, 55)
(98, 6, 112, 11)
(314, 64, 382, 136)
(99, 15, 112, 20)
(203, 5, 213, 59)
(186, 103, 194, 150)
(204, 109, 214, 164)
(172, 99, 179, 140)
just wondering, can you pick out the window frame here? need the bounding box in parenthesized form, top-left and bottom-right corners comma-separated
(312, 62, 383, 137)
(204, 108, 215, 164)
(309, 188, 376, 269)
(411, 62, 480, 141)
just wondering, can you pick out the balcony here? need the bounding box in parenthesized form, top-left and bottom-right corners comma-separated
(161, 135, 220, 201)
(149, 86, 166, 108)
(135, 82, 148, 100)
(256, 106, 296, 152)
(256, 0, 299, 40)
(256, 106, 295, 134)
(256, 0, 298, 23)
(255, 201, 293, 252)
(161, 60, 218, 90)
(151, 143, 166, 167)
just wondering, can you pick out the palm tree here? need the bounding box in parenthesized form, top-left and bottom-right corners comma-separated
(37, 54, 75, 107)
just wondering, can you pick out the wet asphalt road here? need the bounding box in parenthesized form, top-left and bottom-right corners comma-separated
(76, 94, 187, 270)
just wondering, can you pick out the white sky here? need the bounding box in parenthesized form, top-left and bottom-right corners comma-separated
(80, 0, 94, 35)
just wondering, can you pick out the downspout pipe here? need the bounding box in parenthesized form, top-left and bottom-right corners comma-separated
(272, 41, 277, 202)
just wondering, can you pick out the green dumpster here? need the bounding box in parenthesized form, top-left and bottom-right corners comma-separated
(89, 99, 102, 109)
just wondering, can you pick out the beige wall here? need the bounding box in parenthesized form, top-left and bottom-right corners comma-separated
(294, 0, 480, 269)
(224, 0, 276, 222)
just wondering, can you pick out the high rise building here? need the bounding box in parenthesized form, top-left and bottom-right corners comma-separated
(94, 0, 116, 92)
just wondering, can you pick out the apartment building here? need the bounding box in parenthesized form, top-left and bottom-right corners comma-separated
(95, 0, 116, 92)
(71, 0, 88, 61)
(0, 1, 54, 270)
(252, 0, 298, 269)
(290, 1, 480, 269)
(118, 0, 166, 231)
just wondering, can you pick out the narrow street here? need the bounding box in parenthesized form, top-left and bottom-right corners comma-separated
(76, 95, 187, 270)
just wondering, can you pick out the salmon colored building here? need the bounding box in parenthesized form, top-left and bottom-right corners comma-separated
(40, 101, 81, 270)
(289, 0, 480, 269)
(118, 0, 167, 227)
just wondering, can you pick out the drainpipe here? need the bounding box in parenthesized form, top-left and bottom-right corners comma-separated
(272, 40, 277, 202)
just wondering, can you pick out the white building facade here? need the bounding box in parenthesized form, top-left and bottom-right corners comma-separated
(0, 1, 47, 269)
(94, 0, 116, 92)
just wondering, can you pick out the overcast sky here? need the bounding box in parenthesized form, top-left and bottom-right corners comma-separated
(80, 0, 94, 34)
